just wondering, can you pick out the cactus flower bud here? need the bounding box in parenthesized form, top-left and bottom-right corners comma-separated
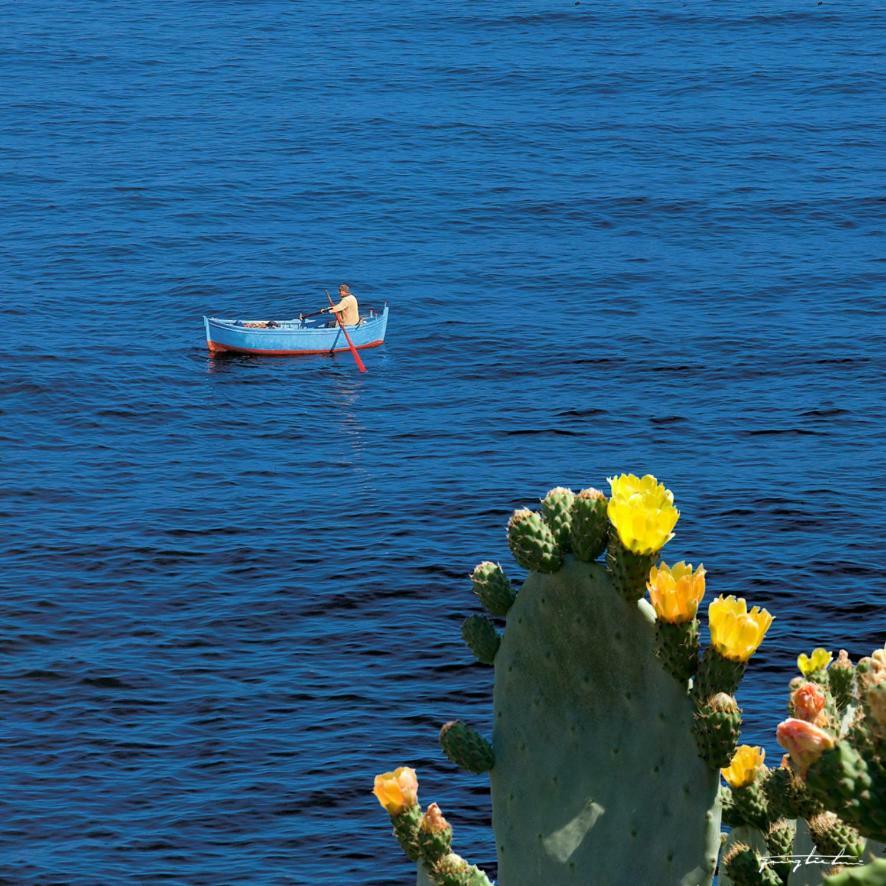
(647, 561, 706, 623)
(776, 718, 835, 776)
(791, 682, 827, 723)
(421, 802, 450, 834)
(721, 745, 766, 789)
(373, 766, 419, 816)
(607, 473, 679, 555)
(708, 595, 773, 663)
(798, 647, 832, 677)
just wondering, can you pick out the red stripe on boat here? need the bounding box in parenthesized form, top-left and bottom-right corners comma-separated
(207, 339, 385, 355)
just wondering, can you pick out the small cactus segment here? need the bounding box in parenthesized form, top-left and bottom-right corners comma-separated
(569, 488, 609, 561)
(764, 818, 796, 885)
(605, 539, 658, 602)
(656, 620, 700, 684)
(418, 804, 454, 864)
(721, 746, 770, 831)
(721, 842, 783, 886)
(461, 615, 500, 665)
(693, 693, 742, 769)
(439, 721, 494, 774)
(829, 650, 856, 715)
(490, 559, 721, 884)
(764, 763, 824, 821)
(470, 561, 515, 617)
(696, 646, 748, 698)
(507, 509, 563, 574)
(373, 771, 491, 886)
(808, 812, 866, 863)
(824, 859, 886, 886)
(806, 742, 885, 842)
(540, 487, 575, 550)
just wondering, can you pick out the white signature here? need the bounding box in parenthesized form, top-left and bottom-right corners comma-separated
(760, 847, 862, 873)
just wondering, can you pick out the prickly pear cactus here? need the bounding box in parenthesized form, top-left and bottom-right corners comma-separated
(373, 473, 784, 885)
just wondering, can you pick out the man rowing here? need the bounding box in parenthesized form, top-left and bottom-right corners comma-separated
(323, 284, 360, 326)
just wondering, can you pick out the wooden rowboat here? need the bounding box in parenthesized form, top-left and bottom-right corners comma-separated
(204, 304, 388, 356)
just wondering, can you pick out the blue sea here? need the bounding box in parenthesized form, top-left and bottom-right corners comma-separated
(1, 1, 884, 882)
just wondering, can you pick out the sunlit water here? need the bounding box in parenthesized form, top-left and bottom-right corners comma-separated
(2, 1, 884, 881)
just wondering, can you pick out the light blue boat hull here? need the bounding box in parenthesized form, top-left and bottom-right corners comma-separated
(204, 305, 388, 356)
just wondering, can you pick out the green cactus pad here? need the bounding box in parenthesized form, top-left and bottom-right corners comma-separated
(490, 558, 721, 884)
(692, 693, 742, 770)
(696, 647, 748, 698)
(824, 859, 886, 886)
(470, 561, 516, 617)
(392, 804, 423, 862)
(605, 536, 658, 602)
(507, 509, 563, 574)
(720, 784, 741, 828)
(808, 812, 866, 863)
(439, 721, 494, 774)
(541, 487, 576, 551)
(462, 615, 500, 665)
(655, 618, 700, 685)
(721, 842, 783, 886)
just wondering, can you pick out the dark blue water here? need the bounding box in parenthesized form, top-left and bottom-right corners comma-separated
(2, 1, 884, 881)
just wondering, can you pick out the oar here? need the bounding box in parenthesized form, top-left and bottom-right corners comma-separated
(325, 289, 367, 373)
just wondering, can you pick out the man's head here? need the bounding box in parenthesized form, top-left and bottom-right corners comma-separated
(339, 283, 351, 296)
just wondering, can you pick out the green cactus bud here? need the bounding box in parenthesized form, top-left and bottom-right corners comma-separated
(696, 646, 748, 698)
(732, 780, 771, 832)
(721, 842, 783, 886)
(461, 615, 499, 666)
(829, 650, 856, 715)
(391, 803, 423, 861)
(540, 486, 575, 550)
(439, 721, 494, 774)
(764, 764, 824, 821)
(808, 812, 866, 863)
(469, 561, 516, 617)
(692, 692, 742, 769)
(429, 853, 493, 886)
(720, 784, 742, 828)
(507, 509, 563, 574)
(606, 534, 658, 603)
(569, 487, 609, 561)
(824, 859, 886, 886)
(807, 742, 885, 842)
(656, 618, 700, 685)
(766, 818, 797, 868)
(417, 803, 453, 864)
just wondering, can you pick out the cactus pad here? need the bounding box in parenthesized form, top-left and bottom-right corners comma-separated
(439, 721, 495, 774)
(507, 509, 563, 574)
(569, 488, 609, 562)
(462, 615, 500, 665)
(692, 693, 742, 770)
(605, 536, 658, 602)
(540, 487, 575, 550)
(490, 558, 721, 884)
(471, 561, 516, 617)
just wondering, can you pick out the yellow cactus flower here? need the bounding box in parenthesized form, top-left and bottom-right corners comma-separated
(721, 745, 766, 788)
(708, 595, 774, 663)
(647, 561, 706, 623)
(797, 647, 833, 677)
(606, 473, 679, 555)
(373, 766, 419, 816)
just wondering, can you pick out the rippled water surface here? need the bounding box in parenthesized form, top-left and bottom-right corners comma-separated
(2, 1, 884, 882)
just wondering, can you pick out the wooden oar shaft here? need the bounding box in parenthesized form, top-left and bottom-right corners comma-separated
(325, 289, 367, 373)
